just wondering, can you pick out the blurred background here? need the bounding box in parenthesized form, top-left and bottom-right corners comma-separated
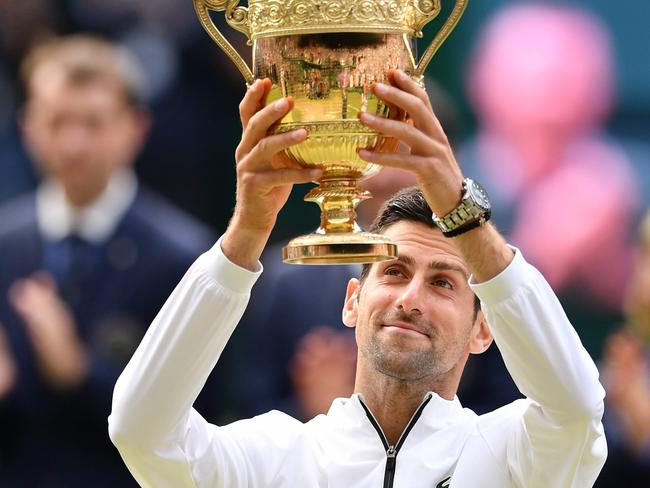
(0, 0, 649, 486)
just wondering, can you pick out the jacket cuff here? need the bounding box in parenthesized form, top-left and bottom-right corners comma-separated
(469, 247, 532, 306)
(200, 236, 263, 294)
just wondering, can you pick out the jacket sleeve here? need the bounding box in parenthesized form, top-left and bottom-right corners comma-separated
(470, 249, 607, 487)
(108, 238, 270, 487)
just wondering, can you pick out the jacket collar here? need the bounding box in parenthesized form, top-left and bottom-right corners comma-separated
(327, 392, 464, 433)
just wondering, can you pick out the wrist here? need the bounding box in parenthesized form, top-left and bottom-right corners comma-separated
(453, 223, 514, 283)
(222, 215, 273, 271)
(432, 178, 491, 238)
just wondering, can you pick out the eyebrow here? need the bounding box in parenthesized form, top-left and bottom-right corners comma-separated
(393, 254, 469, 279)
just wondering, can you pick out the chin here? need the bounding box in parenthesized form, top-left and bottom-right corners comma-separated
(373, 350, 438, 382)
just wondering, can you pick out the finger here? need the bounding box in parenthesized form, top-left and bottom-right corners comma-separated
(388, 69, 432, 110)
(254, 168, 323, 189)
(297, 329, 333, 356)
(239, 78, 272, 130)
(236, 97, 294, 162)
(374, 87, 403, 122)
(8, 280, 28, 311)
(357, 148, 432, 172)
(373, 81, 438, 136)
(358, 111, 434, 153)
(271, 154, 304, 170)
(9, 280, 53, 325)
(31, 271, 57, 292)
(242, 128, 308, 170)
(389, 70, 448, 141)
(373, 77, 444, 139)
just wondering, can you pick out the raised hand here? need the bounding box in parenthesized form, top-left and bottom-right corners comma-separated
(222, 79, 322, 270)
(359, 69, 513, 282)
(9, 273, 89, 389)
(357, 69, 464, 217)
(290, 327, 357, 419)
(602, 330, 650, 453)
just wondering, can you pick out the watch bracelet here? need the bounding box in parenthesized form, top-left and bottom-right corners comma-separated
(441, 210, 492, 237)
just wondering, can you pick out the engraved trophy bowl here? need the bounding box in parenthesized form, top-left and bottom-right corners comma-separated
(193, 0, 468, 264)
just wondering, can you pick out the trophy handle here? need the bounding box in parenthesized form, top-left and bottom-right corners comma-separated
(414, 0, 469, 77)
(193, 0, 255, 84)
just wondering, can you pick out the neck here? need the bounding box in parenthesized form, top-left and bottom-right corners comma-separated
(354, 361, 463, 445)
(63, 180, 108, 209)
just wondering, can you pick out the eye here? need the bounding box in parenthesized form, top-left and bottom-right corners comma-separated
(384, 267, 405, 278)
(432, 279, 453, 289)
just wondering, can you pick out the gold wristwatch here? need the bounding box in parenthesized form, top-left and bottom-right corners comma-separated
(432, 178, 492, 237)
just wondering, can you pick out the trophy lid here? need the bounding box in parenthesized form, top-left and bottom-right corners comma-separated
(225, 0, 443, 40)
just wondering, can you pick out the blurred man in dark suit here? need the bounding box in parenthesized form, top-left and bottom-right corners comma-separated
(0, 35, 213, 486)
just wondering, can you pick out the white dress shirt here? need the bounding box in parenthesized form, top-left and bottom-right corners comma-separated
(36, 168, 137, 243)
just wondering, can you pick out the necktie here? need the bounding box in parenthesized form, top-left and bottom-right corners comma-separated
(60, 235, 98, 306)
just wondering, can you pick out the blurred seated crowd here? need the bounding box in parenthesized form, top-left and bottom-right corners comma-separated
(0, 1, 648, 486)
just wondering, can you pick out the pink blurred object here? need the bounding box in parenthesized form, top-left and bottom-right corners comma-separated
(469, 3, 615, 138)
(465, 3, 638, 306)
(511, 138, 636, 306)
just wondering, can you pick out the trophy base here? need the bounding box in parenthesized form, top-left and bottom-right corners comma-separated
(282, 231, 397, 265)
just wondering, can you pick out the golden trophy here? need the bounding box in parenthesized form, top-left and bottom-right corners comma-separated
(193, 0, 468, 264)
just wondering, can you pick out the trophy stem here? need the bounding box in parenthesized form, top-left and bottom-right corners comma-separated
(282, 177, 397, 265)
(304, 178, 369, 235)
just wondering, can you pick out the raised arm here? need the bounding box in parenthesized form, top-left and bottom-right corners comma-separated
(222, 79, 322, 270)
(358, 69, 606, 485)
(109, 80, 320, 487)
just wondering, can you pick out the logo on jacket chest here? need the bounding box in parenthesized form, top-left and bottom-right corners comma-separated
(435, 476, 451, 488)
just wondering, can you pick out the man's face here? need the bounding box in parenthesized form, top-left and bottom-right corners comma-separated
(22, 69, 145, 205)
(344, 221, 480, 382)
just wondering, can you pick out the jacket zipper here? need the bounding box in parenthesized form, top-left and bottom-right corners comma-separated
(359, 392, 433, 488)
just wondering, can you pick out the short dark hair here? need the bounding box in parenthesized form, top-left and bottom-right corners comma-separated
(21, 34, 146, 106)
(360, 186, 481, 316)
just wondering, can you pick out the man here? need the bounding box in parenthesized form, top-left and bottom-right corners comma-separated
(0, 35, 212, 486)
(110, 70, 607, 486)
(233, 82, 517, 422)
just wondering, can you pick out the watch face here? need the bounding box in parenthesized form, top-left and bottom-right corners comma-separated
(468, 180, 491, 211)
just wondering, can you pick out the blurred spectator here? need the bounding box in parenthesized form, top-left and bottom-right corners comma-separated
(0, 0, 246, 233)
(459, 3, 640, 352)
(597, 211, 650, 485)
(0, 35, 213, 486)
(63, 0, 249, 228)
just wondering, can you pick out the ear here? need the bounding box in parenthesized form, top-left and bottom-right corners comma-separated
(468, 309, 493, 355)
(117, 107, 152, 171)
(18, 102, 34, 143)
(18, 102, 47, 174)
(128, 107, 152, 156)
(342, 278, 360, 329)
(134, 107, 152, 143)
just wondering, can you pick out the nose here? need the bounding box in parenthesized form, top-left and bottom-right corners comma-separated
(58, 123, 91, 158)
(396, 279, 425, 315)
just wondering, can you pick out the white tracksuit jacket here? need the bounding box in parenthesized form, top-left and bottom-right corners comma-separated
(109, 240, 607, 487)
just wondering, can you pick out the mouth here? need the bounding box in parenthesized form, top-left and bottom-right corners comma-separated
(382, 321, 429, 338)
